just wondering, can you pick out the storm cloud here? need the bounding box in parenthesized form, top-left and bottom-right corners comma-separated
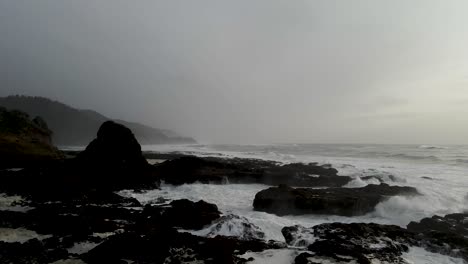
(1, 0, 468, 144)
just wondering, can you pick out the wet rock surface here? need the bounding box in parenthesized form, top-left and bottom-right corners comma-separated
(200, 214, 266, 241)
(0, 121, 160, 201)
(407, 213, 468, 260)
(0, 194, 280, 264)
(284, 220, 468, 264)
(161, 199, 221, 230)
(1, 121, 466, 264)
(281, 225, 316, 248)
(155, 156, 351, 187)
(253, 183, 419, 216)
(307, 223, 414, 264)
(0, 121, 286, 263)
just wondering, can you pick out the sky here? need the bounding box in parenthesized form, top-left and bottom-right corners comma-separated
(1, 0, 468, 144)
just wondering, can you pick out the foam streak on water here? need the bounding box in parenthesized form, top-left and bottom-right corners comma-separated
(123, 143, 468, 263)
(141, 144, 468, 222)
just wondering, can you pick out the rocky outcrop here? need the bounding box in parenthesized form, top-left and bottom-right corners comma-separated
(200, 214, 266, 241)
(281, 225, 316, 247)
(0, 121, 158, 202)
(77, 121, 148, 168)
(161, 199, 221, 230)
(0, 192, 283, 264)
(253, 183, 419, 216)
(407, 213, 468, 260)
(287, 215, 468, 264)
(74, 121, 158, 190)
(84, 229, 284, 264)
(0, 107, 63, 168)
(156, 156, 351, 187)
(291, 223, 415, 264)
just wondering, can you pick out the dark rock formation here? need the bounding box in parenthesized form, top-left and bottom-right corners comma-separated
(287, 223, 415, 264)
(253, 183, 419, 216)
(408, 213, 468, 260)
(84, 229, 284, 264)
(161, 199, 221, 230)
(0, 191, 283, 264)
(281, 225, 315, 247)
(309, 223, 413, 264)
(156, 156, 351, 187)
(78, 121, 148, 168)
(0, 239, 69, 264)
(0, 107, 63, 168)
(202, 214, 266, 240)
(74, 121, 158, 190)
(0, 121, 158, 202)
(288, 217, 468, 264)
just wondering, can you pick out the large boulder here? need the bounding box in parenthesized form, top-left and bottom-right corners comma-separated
(75, 121, 157, 190)
(199, 214, 266, 241)
(156, 156, 351, 187)
(253, 183, 419, 216)
(77, 121, 148, 169)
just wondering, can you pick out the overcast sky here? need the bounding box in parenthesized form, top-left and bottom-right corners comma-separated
(1, 1, 468, 144)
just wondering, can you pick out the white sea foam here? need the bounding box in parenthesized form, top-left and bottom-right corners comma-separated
(0, 193, 31, 212)
(190, 214, 265, 240)
(403, 247, 467, 264)
(49, 259, 87, 264)
(67, 241, 101, 254)
(121, 183, 406, 242)
(143, 143, 468, 222)
(239, 249, 298, 264)
(0, 228, 51, 243)
(343, 177, 368, 188)
(123, 143, 468, 263)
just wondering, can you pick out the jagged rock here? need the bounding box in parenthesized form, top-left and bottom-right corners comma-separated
(294, 252, 315, 264)
(156, 156, 351, 187)
(407, 213, 468, 260)
(77, 121, 148, 169)
(0, 239, 69, 264)
(304, 223, 414, 264)
(84, 229, 285, 264)
(407, 213, 468, 236)
(75, 121, 158, 190)
(201, 214, 265, 240)
(162, 199, 221, 230)
(281, 225, 315, 247)
(253, 183, 419, 216)
(291, 220, 468, 264)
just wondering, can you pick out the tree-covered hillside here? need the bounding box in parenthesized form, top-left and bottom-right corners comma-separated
(0, 95, 196, 146)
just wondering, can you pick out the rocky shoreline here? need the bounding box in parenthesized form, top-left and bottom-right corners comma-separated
(1, 121, 467, 263)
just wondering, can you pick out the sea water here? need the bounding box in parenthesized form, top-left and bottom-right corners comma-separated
(121, 144, 468, 263)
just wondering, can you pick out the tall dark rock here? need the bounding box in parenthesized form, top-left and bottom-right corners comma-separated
(76, 121, 157, 190)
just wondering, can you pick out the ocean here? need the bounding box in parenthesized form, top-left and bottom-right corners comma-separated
(62, 143, 468, 263)
(123, 143, 468, 263)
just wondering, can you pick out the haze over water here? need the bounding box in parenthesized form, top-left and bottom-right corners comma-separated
(2, 1, 468, 145)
